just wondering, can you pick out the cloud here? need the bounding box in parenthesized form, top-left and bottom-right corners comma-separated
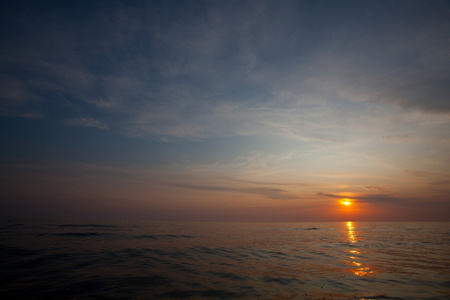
(318, 192, 403, 204)
(435, 137, 450, 145)
(225, 177, 318, 187)
(1, 0, 449, 142)
(404, 169, 450, 179)
(64, 117, 108, 130)
(404, 169, 433, 177)
(382, 135, 420, 144)
(305, 1, 450, 115)
(430, 180, 450, 186)
(171, 183, 299, 200)
(243, 188, 300, 200)
(362, 186, 386, 192)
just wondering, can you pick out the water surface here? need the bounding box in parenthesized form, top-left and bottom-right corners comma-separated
(1, 221, 449, 299)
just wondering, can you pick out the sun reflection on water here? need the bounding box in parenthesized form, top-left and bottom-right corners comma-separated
(347, 221, 356, 243)
(346, 221, 373, 277)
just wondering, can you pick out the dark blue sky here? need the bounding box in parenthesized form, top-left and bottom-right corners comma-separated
(1, 0, 450, 220)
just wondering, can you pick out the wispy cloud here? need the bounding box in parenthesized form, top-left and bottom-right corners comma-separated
(430, 180, 450, 186)
(171, 183, 299, 200)
(404, 169, 450, 179)
(404, 169, 433, 177)
(382, 134, 420, 144)
(225, 177, 318, 187)
(362, 186, 386, 192)
(64, 117, 108, 130)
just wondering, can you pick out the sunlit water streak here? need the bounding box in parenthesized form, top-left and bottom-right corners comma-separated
(346, 221, 373, 277)
(1, 221, 449, 299)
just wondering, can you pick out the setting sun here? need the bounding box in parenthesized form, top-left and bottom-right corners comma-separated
(341, 199, 352, 206)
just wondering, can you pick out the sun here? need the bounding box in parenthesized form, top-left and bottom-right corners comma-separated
(341, 199, 352, 206)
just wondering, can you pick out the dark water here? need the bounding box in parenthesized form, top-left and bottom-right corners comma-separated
(1, 221, 449, 299)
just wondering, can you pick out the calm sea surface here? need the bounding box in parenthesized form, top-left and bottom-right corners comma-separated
(1, 221, 449, 299)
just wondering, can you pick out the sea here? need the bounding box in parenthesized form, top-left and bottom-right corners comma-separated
(1, 220, 449, 299)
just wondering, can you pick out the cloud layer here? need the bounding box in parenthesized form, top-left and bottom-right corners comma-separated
(1, 0, 449, 140)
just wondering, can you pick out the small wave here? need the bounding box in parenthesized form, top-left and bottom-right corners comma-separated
(134, 234, 158, 239)
(272, 227, 320, 231)
(168, 263, 198, 274)
(6, 223, 25, 227)
(41, 232, 104, 237)
(157, 289, 246, 299)
(134, 234, 195, 239)
(192, 246, 216, 255)
(210, 271, 246, 281)
(120, 248, 146, 257)
(265, 250, 288, 257)
(58, 224, 119, 228)
(263, 276, 302, 285)
(0, 245, 41, 256)
(122, 275, 172, 286)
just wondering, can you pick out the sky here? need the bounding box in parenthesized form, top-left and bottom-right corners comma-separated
(1, 0, 450, 221)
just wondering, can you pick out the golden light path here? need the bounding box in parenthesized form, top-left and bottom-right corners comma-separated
(346, 221, 373, 277)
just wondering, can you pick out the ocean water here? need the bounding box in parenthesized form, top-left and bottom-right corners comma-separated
(1, 221, 449, 299)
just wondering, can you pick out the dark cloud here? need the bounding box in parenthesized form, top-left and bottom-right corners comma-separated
(357, 194, 404, 204)
(318, 192, 403, 204)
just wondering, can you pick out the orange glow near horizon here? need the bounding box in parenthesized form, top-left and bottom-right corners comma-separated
(330, 198, 360, 221)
